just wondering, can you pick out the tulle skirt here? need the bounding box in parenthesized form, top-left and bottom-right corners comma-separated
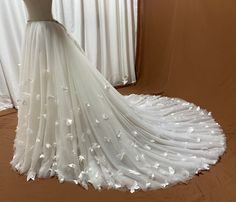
(10, 20, 226, 192)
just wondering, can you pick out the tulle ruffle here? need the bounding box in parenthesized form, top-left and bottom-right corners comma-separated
(10, 20, 226, 193)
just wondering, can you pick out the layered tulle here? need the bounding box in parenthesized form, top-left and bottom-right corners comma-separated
(10, 20, 226, 193)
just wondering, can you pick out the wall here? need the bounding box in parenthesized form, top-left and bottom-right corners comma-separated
(133, 0, 236, 130)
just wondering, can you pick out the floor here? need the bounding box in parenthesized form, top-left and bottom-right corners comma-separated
(0, 87, 235, 202)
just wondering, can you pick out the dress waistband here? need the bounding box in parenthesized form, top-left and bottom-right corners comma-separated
(26, 18, 62, 23)
(27, 19, 62, 25)
(26, 19, 66, 30)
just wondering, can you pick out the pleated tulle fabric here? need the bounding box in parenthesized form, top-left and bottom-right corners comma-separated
(10, 20, 226, 193)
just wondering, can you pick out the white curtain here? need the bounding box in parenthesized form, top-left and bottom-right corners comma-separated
(0, 0, 26, 110)
(0, 0, 138, 111)
(0, 60, 13, 111)
(53, 0, 138, 86)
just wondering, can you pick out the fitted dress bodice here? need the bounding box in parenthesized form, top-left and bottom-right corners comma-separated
(23, 0, 53, 21)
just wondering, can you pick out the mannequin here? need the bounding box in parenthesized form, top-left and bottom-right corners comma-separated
(23, 0, 53, 21)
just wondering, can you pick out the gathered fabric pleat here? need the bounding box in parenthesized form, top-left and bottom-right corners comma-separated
(10, 21, 226, 193)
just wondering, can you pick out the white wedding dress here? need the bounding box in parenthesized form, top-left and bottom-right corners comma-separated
(10, 0, 226, 193)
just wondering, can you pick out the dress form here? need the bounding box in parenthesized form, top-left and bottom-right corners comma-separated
(23, 0, 53, 21)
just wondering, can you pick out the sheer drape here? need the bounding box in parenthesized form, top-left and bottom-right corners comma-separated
(53, 0, 138, 86)
(0, 0, 26, 110)
(0, 0, 138, 111)
(0, 60, 13, 111)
